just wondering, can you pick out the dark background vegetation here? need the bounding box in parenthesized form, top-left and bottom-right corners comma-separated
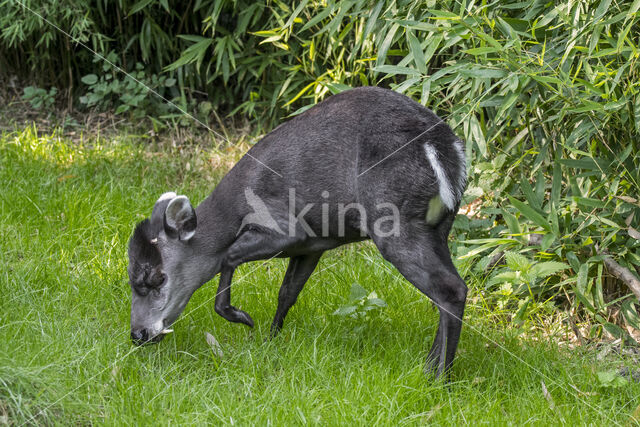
(2, 0, 640, 342)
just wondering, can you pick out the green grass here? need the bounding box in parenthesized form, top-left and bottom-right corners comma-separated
(1, 126, 639, 425)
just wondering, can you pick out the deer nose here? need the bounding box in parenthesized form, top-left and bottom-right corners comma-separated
(131, 329, 149, 345)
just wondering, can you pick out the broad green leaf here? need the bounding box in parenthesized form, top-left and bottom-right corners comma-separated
(460, 68, 507, 79)
(333, 305, 357, 316)
(597, 369, 628, 388)
(496, 92, 518, 120)
(366, 298, 387, 308)
(422, 34, 443, 64)
(350, 283, 368, 301)
(541, 233, 555, 251)
(407, 31, 427, 74)
(505, 251, 532, 272)
(81, 74, 98, 85)
(372, 65, 421, 75)
(529, 262, 568, 279)
(577, 263, 589, 293)
(502, 208, 522, 236)
(566, 252, 581, 273)
(468, 115, 486, 156)
(507, 196, 552, 232)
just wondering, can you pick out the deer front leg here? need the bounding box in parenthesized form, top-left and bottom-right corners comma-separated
(215, 266, 254, 327)
(214, 229, 303, 328)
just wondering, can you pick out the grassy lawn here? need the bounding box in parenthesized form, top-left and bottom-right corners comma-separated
(1, 126, 639, 425)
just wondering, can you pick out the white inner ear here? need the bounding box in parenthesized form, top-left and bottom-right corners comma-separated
(157, 192, 177, 203)
(165, 196, 191, 226)
(165, 195, 196, 240)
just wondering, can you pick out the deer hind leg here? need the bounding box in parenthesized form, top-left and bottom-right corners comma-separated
(373, 230, 467, 379)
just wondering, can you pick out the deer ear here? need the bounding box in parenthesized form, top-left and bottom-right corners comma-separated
(151, 192, 177, 227)
(164, 195, 197, 241)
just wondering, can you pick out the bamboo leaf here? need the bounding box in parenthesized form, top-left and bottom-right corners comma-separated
(407, 31, 427, 74)
(507, 196, 552, 232)
(372, 65, 421, 76)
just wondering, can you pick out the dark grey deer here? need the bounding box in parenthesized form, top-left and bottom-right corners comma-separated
(127, 87, 468, 378)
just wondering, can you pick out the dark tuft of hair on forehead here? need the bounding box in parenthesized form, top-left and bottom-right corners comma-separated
(128, 219, 162, 267)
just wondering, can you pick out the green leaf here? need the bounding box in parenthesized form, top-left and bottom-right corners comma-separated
(513, 297, 531, 326)
(577, 263, 589, 293)
(366, 298, 387, 308)
(502, 208, 522, 236)
(551, 161, 562, 208)
(81, 74, 98, 85)
(629, 0, 640, 15)
(594, 0, 612, 21)
(507, 196, 552, 232)
(460, 67, 507, 79)
(529, 262, 568, 279)
(422, 35, 442, 65)
(363, 1, 384, 39)
(566, 252, 581, 273)
(621, 300, 640, 330)
(114, 104, 129, 114)
(301, 5, 333, 31)
(324, 82, 351, 94)
(505, 251, 532, 272)
(128, 0, 154, 16)
(350, 283, 368, 301)
(333, 305, 357, 316)
(596, 369, 628, 388)
(407, 31, 427, 74)
(468, 115, 486, 157)
(458, 239, 519, 259)
(376, 23, 399, 67)
(541, 233, 555, 251)
(372, 65, 421, 76)
(428, 9, 460, 19)
(574, 288, 596, 313)
(463, 47, 503, 55)
(603, 322, 626, 340)
(283, 0, 309, 28)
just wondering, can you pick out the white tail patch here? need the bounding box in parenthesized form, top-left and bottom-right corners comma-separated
(423, 143, 456, 211)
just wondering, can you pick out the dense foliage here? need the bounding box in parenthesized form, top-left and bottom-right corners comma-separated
(2, 0, 640, 340)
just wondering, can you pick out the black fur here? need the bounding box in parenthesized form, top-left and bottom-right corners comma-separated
(129, 87, 468, 378)
(128, 220, 163, 295)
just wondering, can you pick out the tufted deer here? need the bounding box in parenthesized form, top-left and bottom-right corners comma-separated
(127, 86, 468, 377)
